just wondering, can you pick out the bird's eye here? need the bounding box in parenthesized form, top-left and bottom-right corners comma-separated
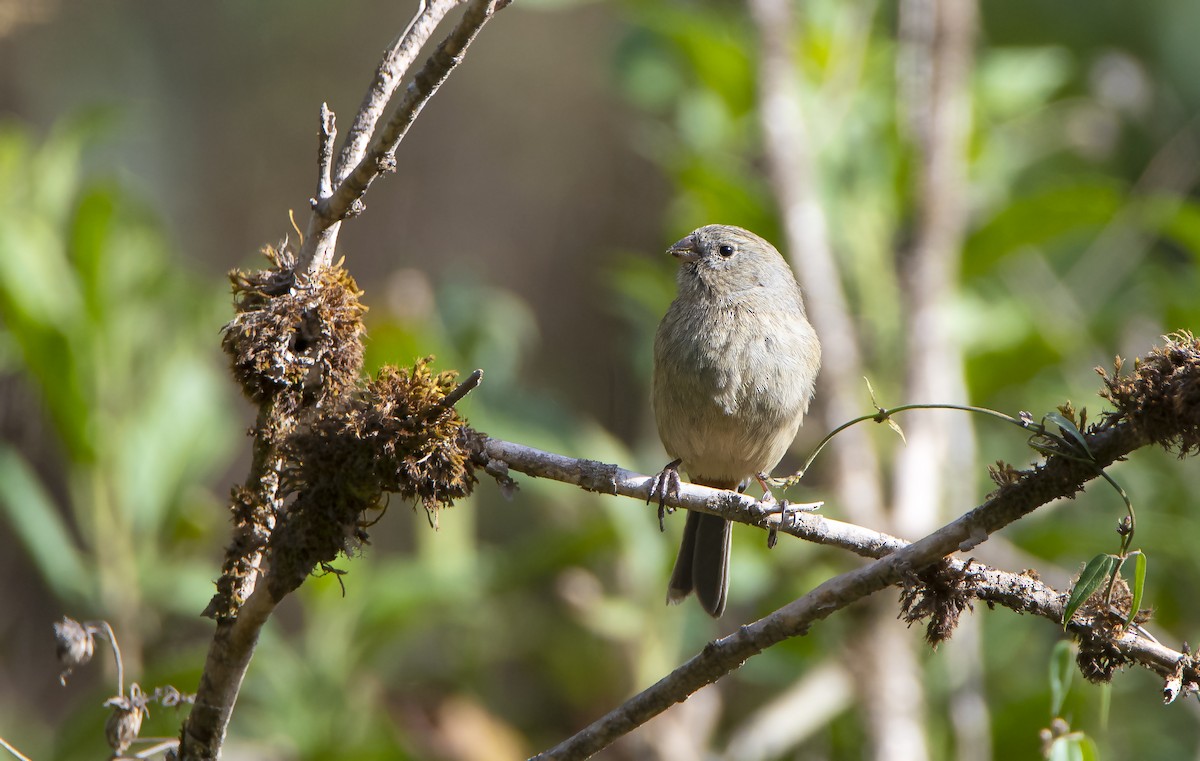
(718, 244, 735, 257)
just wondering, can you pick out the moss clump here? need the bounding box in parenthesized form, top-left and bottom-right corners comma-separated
(266, 358, 478, 597)
(214, 243, 478, 606)
(221, 244, 367, 415)
(899, 560, 973, 647)
(1099, 331, 1200, 456)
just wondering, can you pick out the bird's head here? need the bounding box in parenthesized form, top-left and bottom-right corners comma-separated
(667, 224, 798, 299)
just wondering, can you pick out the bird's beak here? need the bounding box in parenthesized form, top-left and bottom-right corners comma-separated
(667, 234, 701, 262)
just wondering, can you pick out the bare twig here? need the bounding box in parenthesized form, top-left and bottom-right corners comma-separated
(320, 0, 504, 221)
(315, 103, 337, 203)
(299, 0, 510, 272)
(298, 0, 459, 273)
(0, 735, 33, 761)
(417, 368, 483, 423)
(478, 435, 849, 548)
(334, 0, 453, 187)
(95, 619, 125, 698)
(179, 588, 277, 760)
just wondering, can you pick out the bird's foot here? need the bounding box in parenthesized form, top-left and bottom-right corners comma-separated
(759, 498, 823, 522)
(754, 472, 823, 547)
(764, 498, 796, 550)
(648, 459, 683, 532)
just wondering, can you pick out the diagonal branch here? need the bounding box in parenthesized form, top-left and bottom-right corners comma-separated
(296, 0, 460, 275)
(333, 0, 460, 188)
(518, 409, 1193, 760)
(180, 587, 277, 761)
(496, 333, 1200, 757)
(298, 0, 509, 273)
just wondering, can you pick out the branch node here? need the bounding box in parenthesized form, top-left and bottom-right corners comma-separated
(577, 459, 620, 495)
(419, 368, 483, 420)
(376, 154, 398, 173)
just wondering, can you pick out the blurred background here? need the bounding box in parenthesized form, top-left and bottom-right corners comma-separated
(3, 0, 1200, 759)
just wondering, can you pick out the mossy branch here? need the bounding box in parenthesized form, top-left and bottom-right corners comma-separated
(472, 332, 1200, 760)
(184, 253, 483, 760)
(178, 0, 510, 752)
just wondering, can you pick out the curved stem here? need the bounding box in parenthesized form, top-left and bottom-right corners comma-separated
(784, 402, 1028, 485)
(93, 619, 124, 697)
(1096, 467, 1136, 556)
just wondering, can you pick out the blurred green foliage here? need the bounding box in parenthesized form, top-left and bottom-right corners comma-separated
(5, 0, 1200, 759)
(608, 0, 1200, 759)
(0, 117, 240, 605)
(0, 115, 239, 755)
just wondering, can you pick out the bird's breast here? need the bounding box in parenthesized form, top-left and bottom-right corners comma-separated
(651, 296, 818, 482)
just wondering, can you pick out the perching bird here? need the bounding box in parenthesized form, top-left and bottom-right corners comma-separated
(651, 224, 821, 617)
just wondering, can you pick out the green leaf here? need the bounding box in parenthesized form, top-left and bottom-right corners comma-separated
(1078, 733, 1101, 761)
(0, 444, 90, 601)
(1049, 640, 1074, 717)
(1126, 550, 1147, 627)
(1048, 732, 1100, 761)
(1044, 411, 1092, 458)
(0, 215, 81, 328)
(119, 349, 235, 533)
(1064, 554, 1117, 629)
(1047, 736, 1074, 761)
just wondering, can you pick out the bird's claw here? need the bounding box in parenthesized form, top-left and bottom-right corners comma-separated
(768, 499, 794, 550)
(761, 497, 823, 537)
(648, 459, 683, 532)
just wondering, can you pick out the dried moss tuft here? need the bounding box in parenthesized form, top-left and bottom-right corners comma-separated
(221, 244, 367, 413)
(214, 245, 478, 604)
(1066, 565, 1152, 683)
(1099, 331, 1200, 456)
(899, 560, 974, 647)
(986, 459, 1025, 494)
(203, 486, 275, 619)
(266, 358, 478, 597)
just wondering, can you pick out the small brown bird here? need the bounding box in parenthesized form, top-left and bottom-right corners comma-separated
(651, 224, 821, 617)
